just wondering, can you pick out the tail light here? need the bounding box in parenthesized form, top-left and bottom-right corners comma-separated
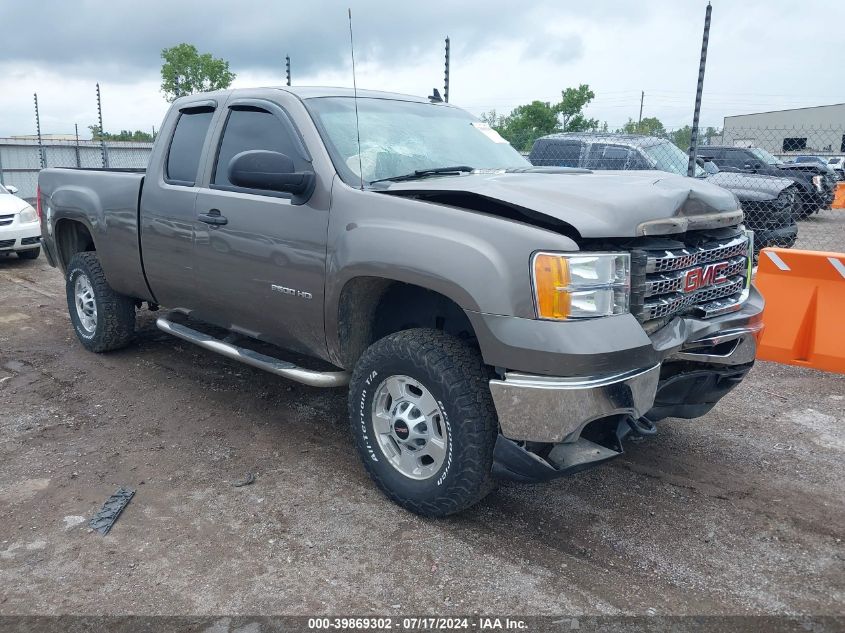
(36, 185, 43, 219)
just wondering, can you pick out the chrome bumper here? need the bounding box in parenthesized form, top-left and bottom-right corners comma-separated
(671, 324, 762, 365)
(489, 365, 661, 443)
(489, 324, 762, 443)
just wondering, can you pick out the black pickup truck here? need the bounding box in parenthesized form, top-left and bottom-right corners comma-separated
(696, 145, 836, 218)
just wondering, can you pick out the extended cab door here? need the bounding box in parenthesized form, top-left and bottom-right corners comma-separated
(140, 101, 219, 310)
(191, 97, 330, 357)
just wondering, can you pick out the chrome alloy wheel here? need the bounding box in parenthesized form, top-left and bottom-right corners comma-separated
(74, 274, 97, 334)
(371, 375, 449, 480)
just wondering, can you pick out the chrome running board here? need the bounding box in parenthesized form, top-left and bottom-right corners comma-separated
(156, 317, 350, 388)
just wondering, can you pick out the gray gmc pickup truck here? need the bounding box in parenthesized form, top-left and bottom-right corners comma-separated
(37, 87, 763, 517)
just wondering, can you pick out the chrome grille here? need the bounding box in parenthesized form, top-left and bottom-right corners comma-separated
(646, 234, 748, 273)
(644, 256, 746, 296)
(641, 233, 751, 322)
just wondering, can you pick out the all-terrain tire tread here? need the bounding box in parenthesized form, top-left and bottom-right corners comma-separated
(66, 252, 135, 353)
(348, 328, 497, 517)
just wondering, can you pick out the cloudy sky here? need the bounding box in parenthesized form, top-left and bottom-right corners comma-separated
(0, 0, 841, 137)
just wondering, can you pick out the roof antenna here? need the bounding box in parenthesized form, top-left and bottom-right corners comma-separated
(428, 88, 443, 103)
(348, 8, 364, 190)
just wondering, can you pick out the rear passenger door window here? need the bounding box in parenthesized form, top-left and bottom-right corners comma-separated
(724, 150, 749, 168)
(166, 108, 214, 185)
(212, 107, 307, 193)
(586, 144, 630, 170)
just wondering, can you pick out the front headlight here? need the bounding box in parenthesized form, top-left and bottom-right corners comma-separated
(811, 175, 823, 191)
(532, 252, 630, 319)
(18, 206, 38, 224)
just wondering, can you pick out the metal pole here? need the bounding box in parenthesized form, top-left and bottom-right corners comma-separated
(96, 83, 109, 168)
(74, 123, 81, 167)
(687, 2, 711, 176)
(34, 93, 45, 168)
(638, 91, 644, 133)
(285, 55, 291, 86)
(443, 37, 450, 103)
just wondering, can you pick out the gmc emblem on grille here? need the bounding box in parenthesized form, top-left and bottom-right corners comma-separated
(683, 262, 729, 293)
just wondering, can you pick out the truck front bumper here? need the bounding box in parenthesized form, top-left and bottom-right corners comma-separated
(483, 287, 764, 444)
(490, 365, 661, 443)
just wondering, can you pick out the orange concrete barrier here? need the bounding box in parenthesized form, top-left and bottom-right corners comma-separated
(755, 248, 845, 373)
(834, 182, 845, 209)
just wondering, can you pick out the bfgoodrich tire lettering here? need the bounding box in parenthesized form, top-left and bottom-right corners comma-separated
(66, 252, 136, 353)
(348, 328, 497, 517)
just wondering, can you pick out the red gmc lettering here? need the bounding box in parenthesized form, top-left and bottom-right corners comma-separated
(684, 262, 729, 292)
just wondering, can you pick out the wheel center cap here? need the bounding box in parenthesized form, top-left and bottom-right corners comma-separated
(393, 420, 410, 440)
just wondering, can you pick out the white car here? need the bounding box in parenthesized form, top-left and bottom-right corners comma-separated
(0, 184, 41, 260)
(827, 157, 844, 180)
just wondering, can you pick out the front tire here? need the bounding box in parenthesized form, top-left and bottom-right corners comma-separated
(66, 252, 136, 352)
(348, 328, 497, 517)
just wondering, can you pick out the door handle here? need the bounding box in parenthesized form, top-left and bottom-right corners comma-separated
(197, 209, 228, 226)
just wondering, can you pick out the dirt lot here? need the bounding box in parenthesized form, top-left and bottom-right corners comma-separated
(0, 225, 843, 617)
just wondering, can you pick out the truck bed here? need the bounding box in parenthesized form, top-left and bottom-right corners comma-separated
(38, 168, 152, 301)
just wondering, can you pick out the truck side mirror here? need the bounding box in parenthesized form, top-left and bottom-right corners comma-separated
(703, 161, 719, 175)
(228, 150, 315, 196)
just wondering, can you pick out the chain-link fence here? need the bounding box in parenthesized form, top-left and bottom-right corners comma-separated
(0, 137, 152, 203)
(2, 125, 843, 255)
(520, 125, 844, 256)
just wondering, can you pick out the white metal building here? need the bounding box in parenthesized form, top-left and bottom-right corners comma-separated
(722, 104, 845, 157)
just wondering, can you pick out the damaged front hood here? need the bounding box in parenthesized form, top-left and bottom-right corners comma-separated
(378, 169, 742, 238)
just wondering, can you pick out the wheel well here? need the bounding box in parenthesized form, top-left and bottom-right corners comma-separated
(55, 220, 95, 268)
(337, 278, 477, 369)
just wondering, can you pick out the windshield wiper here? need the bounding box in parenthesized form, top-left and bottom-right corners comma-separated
(369, 165, 474, 185)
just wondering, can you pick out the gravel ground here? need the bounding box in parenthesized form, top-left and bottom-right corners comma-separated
(0, 237, 843, 618)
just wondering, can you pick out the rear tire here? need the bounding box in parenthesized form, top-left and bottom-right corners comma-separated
(348, 328, 497, 517)
(66, 252, 136, 352)
(17, 247, 40, 260)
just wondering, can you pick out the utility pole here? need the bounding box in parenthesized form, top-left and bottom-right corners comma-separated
(637, 91, 644, 133)
(74, 123, 81, 167)
(285, 55, 291, 86)
(34, 93, 45, 168)
(688, 3, 712, 176)
(96, 83, 109, 168)
(443, 36, 450, 103)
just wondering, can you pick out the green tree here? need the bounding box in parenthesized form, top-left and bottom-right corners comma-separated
(89, 126, 154, 142)
(555, 84, 599, 132)
(620, 116, 666, 137)
(670, 125, 722, 151)
(160, 43, 236, 102)
(486, 84, 600, 151)
(493, 101, 560, 151)
(671, 126, 692, 151)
